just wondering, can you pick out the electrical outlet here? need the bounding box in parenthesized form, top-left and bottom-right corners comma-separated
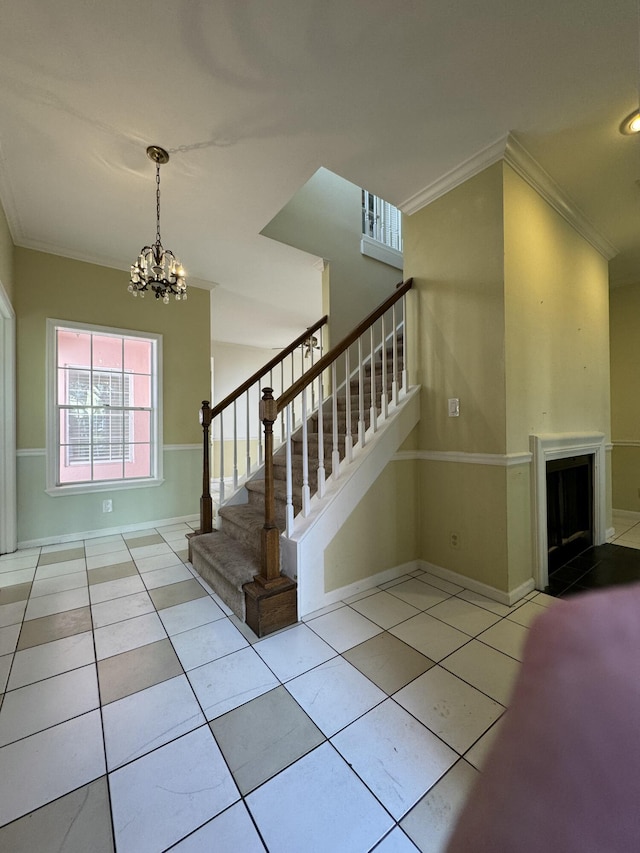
(450, 531, 461, 549)
(102, 499, 113, 513)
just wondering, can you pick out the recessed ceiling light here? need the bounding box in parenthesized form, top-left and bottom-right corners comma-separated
(620, 109, 640, 135)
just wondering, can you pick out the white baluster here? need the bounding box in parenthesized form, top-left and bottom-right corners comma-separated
(301, 388, 310, 516)
(381, 314, 388, 420)
(316, 374, 326, 498)
(280, 362, 285, 443)
(358, 337, 366, 447)
(344, 348, 353, 463)
(258, 381, 263, 465)
(232, 399, 238, 489)
(290, 353, 295, 426)
(391, 303, 399, 408)
(245, 391, 251, 478)
(285, 405, 294, 536)
(218, 415, 225, 504)
(331, 361, 340, 478)
(369, 325, 377, 434)
(401, 292, 408, 397)
(310, 341, 316, 412)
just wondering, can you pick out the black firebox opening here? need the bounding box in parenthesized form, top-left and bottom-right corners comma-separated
(546, 454, 594, 575)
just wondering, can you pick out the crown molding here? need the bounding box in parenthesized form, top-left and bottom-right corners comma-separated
(400, 133, 618, 261)
(12, 237, 218, 290)
(0, 141, 24, 244)
(400, 135, 507, 215)
(503, 135, 618, 261)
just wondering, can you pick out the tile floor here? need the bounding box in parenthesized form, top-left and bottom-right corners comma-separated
(0, 523, 559, 852)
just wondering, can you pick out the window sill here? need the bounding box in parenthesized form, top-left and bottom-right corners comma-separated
(45, 477, 165, 497)
(360, 235, 403, 270)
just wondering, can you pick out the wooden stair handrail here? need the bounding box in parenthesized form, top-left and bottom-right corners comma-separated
(276, 278, 412, 412)
(211, 315, 328, 419)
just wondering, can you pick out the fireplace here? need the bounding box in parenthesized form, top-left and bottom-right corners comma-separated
(546, 454, 593, 574)
(531, 433, 607, 590)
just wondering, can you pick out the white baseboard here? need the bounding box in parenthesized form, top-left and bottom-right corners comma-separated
(299, 561, 420, 618)
(419, 560, 535, 605)
(612, 509, 640, 521)
(18, 514, 199, 549)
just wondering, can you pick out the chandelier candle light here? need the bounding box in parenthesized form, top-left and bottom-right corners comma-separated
(129, 145, 187, 303)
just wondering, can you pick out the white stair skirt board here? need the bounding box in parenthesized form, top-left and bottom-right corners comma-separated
(420, 561, 535, 607)
(18, 514, 200, 549)
(283, 386, 420, 618)
(303, 561, 421, 616)
(531, 432, 607, 592)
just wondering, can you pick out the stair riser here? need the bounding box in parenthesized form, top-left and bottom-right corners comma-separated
(219, 515, 263, 559)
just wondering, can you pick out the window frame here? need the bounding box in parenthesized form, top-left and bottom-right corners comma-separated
(46, 319, 164, 496)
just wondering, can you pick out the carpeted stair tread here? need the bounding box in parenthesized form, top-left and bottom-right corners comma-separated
(246, 477, 304, 509)
(272, 452, 333, 480)
(190, 530, 260, 620)
(218, 504, 268, 556)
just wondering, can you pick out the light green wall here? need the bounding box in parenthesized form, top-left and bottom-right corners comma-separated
(402, 164, 511, 591)
(17, 449, 200, 544)
(418, 461, 509, 589)
(0, 197, 13, 304)
(14, 248, 211, 542)
(503, 165, 610, 452)
(400, 162, 610, 595)
(610, 281, 640, 511)
(261, 168, 401, 345)
(404, 164, 507, 455)
(324, 459, 418, 592)
(15, 248, 210, 448)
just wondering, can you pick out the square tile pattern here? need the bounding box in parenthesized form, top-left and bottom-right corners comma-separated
(0, 523, 587, 851)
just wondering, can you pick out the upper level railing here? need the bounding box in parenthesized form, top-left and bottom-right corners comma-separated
(362, 190, 403, 252)
(260, 279, 413, 583)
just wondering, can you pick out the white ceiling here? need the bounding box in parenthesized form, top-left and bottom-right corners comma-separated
(1, 0, 638, 346)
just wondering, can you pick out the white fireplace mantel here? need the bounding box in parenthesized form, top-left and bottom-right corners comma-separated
(530, 432, 607, 590)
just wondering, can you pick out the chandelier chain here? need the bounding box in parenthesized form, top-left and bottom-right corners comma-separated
(155, 162, 162, 246)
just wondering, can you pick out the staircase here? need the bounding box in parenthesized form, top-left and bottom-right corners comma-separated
(190, 345, 400, 616)
(189, 279, 414, 635)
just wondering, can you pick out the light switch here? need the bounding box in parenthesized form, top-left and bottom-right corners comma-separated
(448, 397, 460, 417)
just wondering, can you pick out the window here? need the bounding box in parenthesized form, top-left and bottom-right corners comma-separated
(47, 320, 163, 494)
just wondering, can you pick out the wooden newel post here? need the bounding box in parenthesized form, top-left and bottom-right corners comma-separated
(245, 386, 296, 636)
(259, 388, 280, 583)
(198, 400, 213, 535)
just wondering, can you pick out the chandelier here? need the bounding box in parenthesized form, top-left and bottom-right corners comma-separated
(128, 145, 187, 303)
